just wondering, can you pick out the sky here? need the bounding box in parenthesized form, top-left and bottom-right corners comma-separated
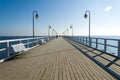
(0, 0, 120, 36)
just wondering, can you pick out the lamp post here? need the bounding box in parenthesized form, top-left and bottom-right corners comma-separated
(33, 10, 39, 37)
(63, 31, 65, 36)
(62, 31, 66, 36)
(84, 10, 91, 46)
(52, 29, 54, 36)
(70, 25, 73, 36)
(54, 30, 58, 38)
(64, 31, 66, 36)
(67, 29, 69, 36)
(48, 25, 52, 39)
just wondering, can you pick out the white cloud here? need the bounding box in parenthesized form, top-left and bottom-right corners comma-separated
(105, 6, 112, 12)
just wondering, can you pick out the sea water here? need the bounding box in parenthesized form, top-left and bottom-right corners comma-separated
(0, 36, 35, 40)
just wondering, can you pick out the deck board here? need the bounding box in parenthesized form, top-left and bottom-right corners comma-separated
(0, 38, 116, 80)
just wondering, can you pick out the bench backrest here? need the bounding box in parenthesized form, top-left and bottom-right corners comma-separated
(41, 39, 46, 43)
(41, 39, 44, 42)
(11, 43, 26, 53)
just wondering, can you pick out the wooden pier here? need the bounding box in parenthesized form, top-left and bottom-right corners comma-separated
(0, 38, 117, 80)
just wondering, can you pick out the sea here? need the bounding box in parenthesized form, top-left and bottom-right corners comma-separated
(0, 36, 120, 60)
(0, 36, 42, 40)
(1, 36, 120, 40)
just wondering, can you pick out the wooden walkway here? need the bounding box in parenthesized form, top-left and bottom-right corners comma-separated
(0, 38, 116, 80)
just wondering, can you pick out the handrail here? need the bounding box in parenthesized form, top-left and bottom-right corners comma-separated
(79, 36, 120, 41)
(0, 37, 43, 43)
(0, 36, 54, 60)
(64, 36, 120, 58)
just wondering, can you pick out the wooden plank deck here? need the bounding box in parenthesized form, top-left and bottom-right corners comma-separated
(0, 38, 116, 80)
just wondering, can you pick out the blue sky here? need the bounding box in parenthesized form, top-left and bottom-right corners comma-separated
(0, 0, 120, 36)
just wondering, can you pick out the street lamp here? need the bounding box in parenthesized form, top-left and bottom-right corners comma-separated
(67, 29, 69, 36)
(62, 31, 65, 36)
(54, 30, 58, 37)
(70, 25, 73, 36)
(48, 25, 52, 39)
(33, 10, 39, 37)
(52, 29, 54, 36)
(62, 31, 66, 36)
(84, 10, 91, 46)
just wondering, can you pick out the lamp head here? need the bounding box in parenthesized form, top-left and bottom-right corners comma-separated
(48, 25, 51, 29)
(84, 13, 88, 19)
(35, 13, 39, 19)
(70, 25, 72, 28)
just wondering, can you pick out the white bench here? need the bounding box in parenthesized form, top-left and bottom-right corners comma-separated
(40, 39, 46, 44)
(11, 43, 29, 53)
(46, 38, 49, 42)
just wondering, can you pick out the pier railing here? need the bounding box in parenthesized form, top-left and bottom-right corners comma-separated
(65, 36, 120, 58)
(0, 37, 54, 60)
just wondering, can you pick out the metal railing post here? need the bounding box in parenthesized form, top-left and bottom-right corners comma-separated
(79, 37, 80, 43)
(118, 40, 120, 58)
(27, 39, 29, 48)
(83, 37, 84, 44)
(32, 39, 34, 47)
(20, 40, 22, 43)
(86, 37, 87, 45)
(96, 38, 98, 49)
(89, 38, 91, 47)
(37, 38, 39, 45)
(7, 41, 10, 57)
(35, 38, 36, 45)
(104, 39, 107, 52)
(77, 37, 79, 43)
(80, 37, 81, 43)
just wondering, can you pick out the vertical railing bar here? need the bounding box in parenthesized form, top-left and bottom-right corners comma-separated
(75, 37, 76, 42)
(73, 36, 74, 41)
(77, 37, 78, 42)
(37, 38, 39, 45)
(80, 37, 81, 43)
(89, 38, 91, 47)
(77, 37, 79, 43)
(83, 37, 84, 44)
(79, 37, 80, 43)
(83, 37, 84, 45)
(90, 38, 92, 47)
(27, 39, 29, 48)
(86, 37, 87, 45)
(34, 38, 36, 46)
(32, 39, 33, 47)
(7, 41, 10, 57)
(118, 40, 120, 58)
(78, 37, 80, 43)
(20, 40, 21, 44)
(104, 39, 107, 52)
(87, 37, 88, 46)
(96, 38, 98, 49)
(76, 37, 77, 42)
